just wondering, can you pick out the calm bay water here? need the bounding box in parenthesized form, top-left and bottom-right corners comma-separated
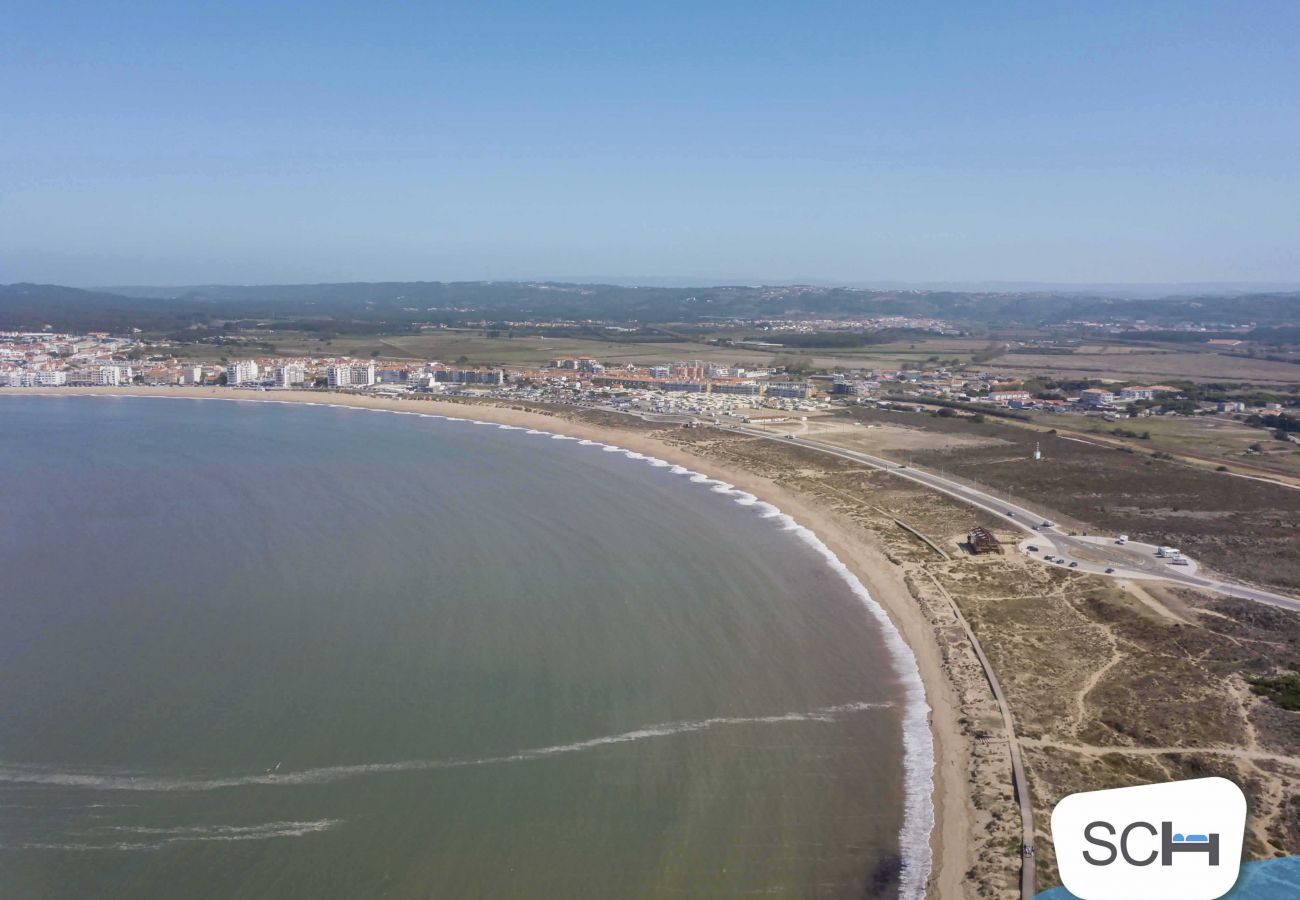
(0, 396, 920, 898)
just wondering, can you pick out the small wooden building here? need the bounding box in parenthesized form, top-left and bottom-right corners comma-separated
(968, 526, 1002, 554)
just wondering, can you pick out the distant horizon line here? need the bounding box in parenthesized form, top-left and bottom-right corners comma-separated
(64, 277, 1300, 295)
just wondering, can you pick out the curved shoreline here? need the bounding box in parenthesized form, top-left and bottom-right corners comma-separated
(5, 386, 960, 898)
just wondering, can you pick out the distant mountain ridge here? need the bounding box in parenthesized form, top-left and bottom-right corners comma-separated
(2, 280, 1298, 333)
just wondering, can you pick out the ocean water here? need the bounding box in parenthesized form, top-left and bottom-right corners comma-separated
(0, 395, 929, 899)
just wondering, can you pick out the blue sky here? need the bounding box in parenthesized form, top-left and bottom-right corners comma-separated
(2, 1, 1297, 286)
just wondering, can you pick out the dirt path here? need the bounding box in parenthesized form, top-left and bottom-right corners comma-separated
(1020, 737, 1300, 768)
(925, 573, 1036, 899)
(1121, 580, 1194, 625)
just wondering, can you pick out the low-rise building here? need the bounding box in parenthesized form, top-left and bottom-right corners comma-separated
(1078, 388, 1116, 408)
(989, 390, 1032, 405)
(765, 382, 813, 400)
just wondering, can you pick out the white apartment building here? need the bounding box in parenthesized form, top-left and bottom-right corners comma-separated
(327, 363, 376, 388)
(275, 363, 307, 387)
(226, 360, 260, 386)
(183, 366, 204, 385)
(35, 370, 67, 386)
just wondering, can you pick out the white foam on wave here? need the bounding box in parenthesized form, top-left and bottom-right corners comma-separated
(24, 393, 936, 897)
(101, 820, 342, 839)
(776, 527, 933, 898)
(0, 702, 891, 794)
(13, 819, 342, 851)
(525, 429, 548, 435)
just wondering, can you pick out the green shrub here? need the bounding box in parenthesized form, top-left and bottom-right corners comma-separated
(1248, 673, 1300, 711)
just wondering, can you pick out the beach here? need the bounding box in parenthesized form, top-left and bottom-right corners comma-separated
(5, 385, 974, 898)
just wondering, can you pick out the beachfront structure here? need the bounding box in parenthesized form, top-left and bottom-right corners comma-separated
(433, 368, 505, 385)
(2, 370, 35, 386)
(35, 370, 67, 386)
(182, 365, 204, 385)
(275, 364, 307, 387)
(226, 360, 260, 386)
(327, 363, 376, 388)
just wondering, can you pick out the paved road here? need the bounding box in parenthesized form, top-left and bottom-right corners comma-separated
(589, 404, 1300, 610)
(722, 424, 1300, 612)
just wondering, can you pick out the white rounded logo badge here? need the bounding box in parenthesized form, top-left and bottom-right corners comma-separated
(1051, 777, 1246, 900)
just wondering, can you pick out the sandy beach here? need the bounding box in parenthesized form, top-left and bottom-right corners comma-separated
(7, 385, 974, 898)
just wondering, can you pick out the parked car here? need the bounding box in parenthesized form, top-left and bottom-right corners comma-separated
(1027, 545, 1039, 552)
(1069, 561, 1079, 568)
(1105, 568, 1115, 574)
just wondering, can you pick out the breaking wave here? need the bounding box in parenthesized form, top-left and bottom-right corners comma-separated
(12, 819, 342, 851)
(0, 703, 889, 793)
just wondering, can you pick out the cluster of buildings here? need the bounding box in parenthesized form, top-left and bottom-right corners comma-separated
(222, 359, 506, 390)
(544, 357, 813, 400)
(0, 331, 141, 386)
(828, 367, 1203, 416)
(4, 329, 1288, 426)
(742, 315, 959, 337)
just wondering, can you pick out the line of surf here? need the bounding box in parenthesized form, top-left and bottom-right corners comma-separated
(9, 819, 342, 852)
(0, 702, 890, 792)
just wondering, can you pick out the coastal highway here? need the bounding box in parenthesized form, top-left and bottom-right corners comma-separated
(589, 404, 1298, 609)
(717, 423, 1300, 612)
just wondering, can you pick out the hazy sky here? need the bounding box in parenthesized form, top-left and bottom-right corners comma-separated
(3, 1, 1298, 287)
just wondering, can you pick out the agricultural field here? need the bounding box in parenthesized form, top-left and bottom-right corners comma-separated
(1022, 410, 1300, 480)
(988, 344, 1300, 385)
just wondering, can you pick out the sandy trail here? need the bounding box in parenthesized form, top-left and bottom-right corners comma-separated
(1021, 738, 1300, 768)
